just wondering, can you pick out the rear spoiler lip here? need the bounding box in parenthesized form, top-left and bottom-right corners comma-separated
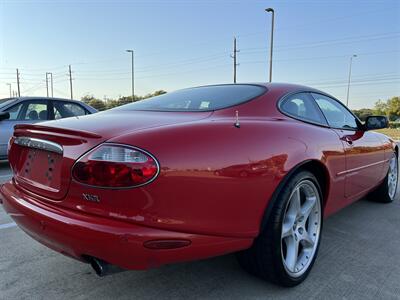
(14, 124, 102, 139)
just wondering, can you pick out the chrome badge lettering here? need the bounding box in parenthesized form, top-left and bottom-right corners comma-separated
(82, 193, 100, 203)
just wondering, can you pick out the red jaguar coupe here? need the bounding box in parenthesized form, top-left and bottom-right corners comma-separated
(1, 83, 398, 286)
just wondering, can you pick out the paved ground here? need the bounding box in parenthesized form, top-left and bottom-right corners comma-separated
(0, 157, 400, 300)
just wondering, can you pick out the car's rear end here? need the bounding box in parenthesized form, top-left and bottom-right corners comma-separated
(0, 93, 267, 271)
(1, 121, 254, 271)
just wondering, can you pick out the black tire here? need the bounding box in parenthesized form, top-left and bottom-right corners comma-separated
(237, 170, 323, 287)
(370, 152, 398, 203)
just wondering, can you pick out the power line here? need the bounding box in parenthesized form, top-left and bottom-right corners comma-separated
(75, 63, 232, 81)
(240, 32, 400, 53)
(311, 79, 400, 89)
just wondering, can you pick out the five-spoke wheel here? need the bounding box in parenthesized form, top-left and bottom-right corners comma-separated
(237, 170, 323, 287)
(388, 154, 398, 201)
(371, 152, 398, 203)
(281, 180, 321, 277)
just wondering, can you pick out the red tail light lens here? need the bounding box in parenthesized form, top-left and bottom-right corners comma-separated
(72, 144, 159, 188)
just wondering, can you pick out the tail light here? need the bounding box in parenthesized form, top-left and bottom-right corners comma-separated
(72, 144, 159, 188)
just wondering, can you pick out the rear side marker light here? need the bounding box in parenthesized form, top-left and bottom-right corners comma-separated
(143, 239, 192, 250)
(72, 144, 159, 188)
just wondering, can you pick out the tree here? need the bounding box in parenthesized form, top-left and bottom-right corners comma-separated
(81, 94, 96, 105)
(117, 96, 135, 106)
(88, 99, 106, 111)
(373, 97, 400, 121)
(152, 90, 167, 97)
(106, 100, 119, 109)
(373, 99, 388, 116)
(387, 97, 400, 121)
(82, 90, 169, 111)
(352, 108, 373, 121)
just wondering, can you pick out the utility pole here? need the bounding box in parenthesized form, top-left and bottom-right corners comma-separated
(126, 50, 134, 101)
(46, 73, 49, 97)
(265, 8, 275, 83)
(46, 72, 54, 97)
(346, 54, 357, 107)
(49, 72, 53, 97)
(6, 83, 11, 98)
(69, 65, 73, 99)
(230, 37, 240, 83)
(16, 68, 21, 97)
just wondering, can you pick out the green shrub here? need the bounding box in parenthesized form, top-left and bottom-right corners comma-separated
(389, 122, 400, 129)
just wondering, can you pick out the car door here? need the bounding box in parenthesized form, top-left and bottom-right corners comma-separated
(0, 100, 50, 158)
(311, 93, 385, 198)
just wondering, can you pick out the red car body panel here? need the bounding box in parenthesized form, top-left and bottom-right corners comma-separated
(1, 181, 252, 269)
(0, 83, 396, 270)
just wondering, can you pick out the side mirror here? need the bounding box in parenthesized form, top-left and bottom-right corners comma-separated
(365, 116, 389, 130)
(0, 112, 10, 121)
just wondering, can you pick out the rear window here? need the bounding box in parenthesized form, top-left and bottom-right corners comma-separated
(115, 84, 266, 112)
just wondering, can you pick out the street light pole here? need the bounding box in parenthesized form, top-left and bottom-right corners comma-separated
(346, 54, 357, 107)
(265, 8, 275, 83)
(126, 50, 134, 101)
(6, 83, 11, 98)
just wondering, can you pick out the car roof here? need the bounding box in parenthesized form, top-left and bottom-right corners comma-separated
(259, 82, 327, 94)
(188, 82, 329, 96)
(0, 96, 97, 113)
(11, 96, 85, 103)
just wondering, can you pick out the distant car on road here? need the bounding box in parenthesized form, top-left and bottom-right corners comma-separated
(0, 97, 97, 159)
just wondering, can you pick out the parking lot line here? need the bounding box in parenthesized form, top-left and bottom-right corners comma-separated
(0, 222, 16, 230)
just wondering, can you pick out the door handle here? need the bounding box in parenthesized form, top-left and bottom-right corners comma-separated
(344, 136, 353, 145)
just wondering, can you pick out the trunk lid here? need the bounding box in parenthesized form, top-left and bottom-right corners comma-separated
(9, 110, 211, 200)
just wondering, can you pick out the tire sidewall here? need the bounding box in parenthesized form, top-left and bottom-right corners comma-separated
(387, 152, 399, 202)
(269, 171, 324, 286)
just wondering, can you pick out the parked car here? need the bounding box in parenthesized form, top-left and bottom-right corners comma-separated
(0, 83, 398, 287)
(0, 97, 97, 159)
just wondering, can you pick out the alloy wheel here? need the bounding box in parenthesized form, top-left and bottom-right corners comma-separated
(281, 180, 321, 278)
(388, 154, 398, 200)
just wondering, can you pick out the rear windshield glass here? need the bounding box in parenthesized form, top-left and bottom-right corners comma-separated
(114, 84, 266, 112)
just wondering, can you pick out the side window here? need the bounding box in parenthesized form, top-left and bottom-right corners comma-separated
(312, 93, 358, 130)
(5, 103, 23, 120)
(280, 93, 327, 125)
(53, 102, 87, 120)
(6, 101, 48, 121)
(24, 102, 48, 120)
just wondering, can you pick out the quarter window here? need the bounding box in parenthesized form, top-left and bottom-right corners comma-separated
(280, 93, 327, 125)
(53, 102, 87, 119)
(25, 103, 48, 120)
(312, 93, 358, 130)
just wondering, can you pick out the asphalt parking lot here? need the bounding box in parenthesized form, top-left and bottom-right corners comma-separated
(0, 158, 400, 300)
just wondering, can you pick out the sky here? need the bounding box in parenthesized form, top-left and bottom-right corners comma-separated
(0, 0, 399, 109)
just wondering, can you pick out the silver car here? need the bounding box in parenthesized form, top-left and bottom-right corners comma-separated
(0, 97, 97, 159)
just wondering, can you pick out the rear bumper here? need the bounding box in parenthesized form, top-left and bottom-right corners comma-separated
(0, 181, 252, 270)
